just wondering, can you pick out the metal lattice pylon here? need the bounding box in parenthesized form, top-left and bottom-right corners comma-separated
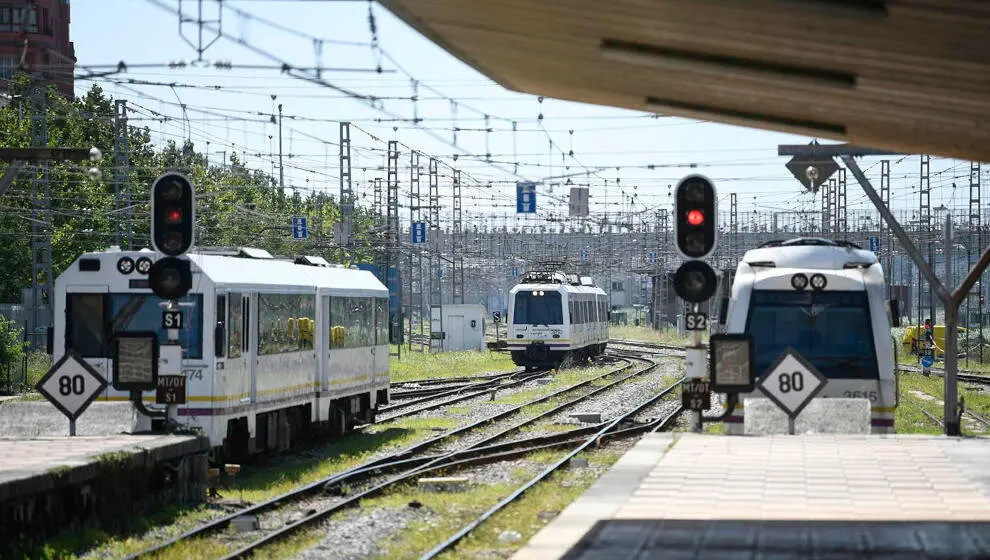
(452, 169, 464, 304)
(407, 150, 425, 350)
(339, 122, 354, 263)
(920, 154, 932, 325)
(428, 158, 443, 352)
(113, 100, 132, 249)
(30, 78, 52, 349)
(386, 140, 400, 345)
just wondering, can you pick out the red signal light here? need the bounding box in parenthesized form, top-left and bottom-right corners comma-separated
(687, 209, 705, 226)
(164, 208, 182, 224)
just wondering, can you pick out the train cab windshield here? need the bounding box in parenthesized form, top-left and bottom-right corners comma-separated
(513, 290, 562, 325)
(746, 290, 878, 380)
(66, 293, 204, 359)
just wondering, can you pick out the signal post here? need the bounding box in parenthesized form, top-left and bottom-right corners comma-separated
(112, 172, 196, 429)
(671, 175, 755, 432)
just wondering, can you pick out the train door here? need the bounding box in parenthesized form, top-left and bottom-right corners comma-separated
(320, 295, 329, 394)
(65, 286, 110, 397)
(224, 293, 252, 406)
(448, 314, 465, 351)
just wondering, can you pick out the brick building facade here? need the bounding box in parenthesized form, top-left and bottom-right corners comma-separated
(0, 1, 74, 98)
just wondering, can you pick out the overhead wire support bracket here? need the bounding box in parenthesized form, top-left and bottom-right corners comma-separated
(178, 0, 223, 63)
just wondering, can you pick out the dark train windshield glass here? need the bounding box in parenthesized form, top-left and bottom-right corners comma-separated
(66, 293, 203, 359)
(513, 291, 563, 325)
(746, 290, 878, 380)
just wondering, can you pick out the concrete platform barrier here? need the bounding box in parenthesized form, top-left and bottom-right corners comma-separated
(0, 434, 209, 555)
(745, 397, 872, 435)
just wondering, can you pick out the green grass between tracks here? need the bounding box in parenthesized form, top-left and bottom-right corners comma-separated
(368, 448, 625, 560)
(896, 370, 990, 435)
(609, 325, 693, 346)
(389, 349, 516, 383)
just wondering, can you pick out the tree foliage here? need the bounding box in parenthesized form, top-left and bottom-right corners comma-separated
(0, 74, 381, 302)
(0, 315, 25, 367)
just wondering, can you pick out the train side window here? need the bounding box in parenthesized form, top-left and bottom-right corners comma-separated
(258, 293, 316, 355)
(66, 293, 107, 357)
(375, 296, 389, 345)
(228, 293, 243, 358)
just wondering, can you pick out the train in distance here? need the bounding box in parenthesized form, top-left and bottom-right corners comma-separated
(507, 270, 609, 369)
(719, 237, 899, 434)
(51, 246, 391, 459)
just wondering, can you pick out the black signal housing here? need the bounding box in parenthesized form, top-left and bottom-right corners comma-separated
(151, 172, 195, 257)
(674, 174, 718, 260)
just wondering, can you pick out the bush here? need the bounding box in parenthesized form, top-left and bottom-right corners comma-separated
(0, 315, 25, 368)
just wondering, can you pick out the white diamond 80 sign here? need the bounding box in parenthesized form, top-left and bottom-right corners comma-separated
(757, 348, 827, 418)
(36, 352, 108, 421)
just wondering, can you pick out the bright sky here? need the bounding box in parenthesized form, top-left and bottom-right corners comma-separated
(71, 0, 978, 229)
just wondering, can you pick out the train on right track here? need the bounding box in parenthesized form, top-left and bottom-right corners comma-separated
(720, 237, 898, 434)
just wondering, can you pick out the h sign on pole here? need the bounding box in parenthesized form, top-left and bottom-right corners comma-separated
(412, 222, 427, 244)
(869, 236, 880, 254)
(580, 248, 589, 262)
(292, 216, 308, 240)
(516, 181, 537, 213)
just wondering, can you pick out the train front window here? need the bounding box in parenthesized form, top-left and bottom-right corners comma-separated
(109, 294, 204, 359)
(66, 293, 106, 358)
(514, 291, 562, 325)
(746, 290, 878, 380)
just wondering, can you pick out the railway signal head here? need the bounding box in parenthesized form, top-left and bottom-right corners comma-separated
(674, 174, 718, 260)
(673, 260, 718, 303)
(148, 256, 192, 300)
(151, 172, 195, 257)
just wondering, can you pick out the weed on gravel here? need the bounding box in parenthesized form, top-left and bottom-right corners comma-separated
(390, 350, 516, 383)
(368, 447, 626, 560)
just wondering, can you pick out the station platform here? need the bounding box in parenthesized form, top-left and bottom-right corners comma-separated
(0, 433, 210, 552)
(514, 434, 990, 559)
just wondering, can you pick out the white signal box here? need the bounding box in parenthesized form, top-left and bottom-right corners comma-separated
(684, 347, 707, 379)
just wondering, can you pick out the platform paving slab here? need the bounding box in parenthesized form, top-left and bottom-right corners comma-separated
(513, 433, 990, 560)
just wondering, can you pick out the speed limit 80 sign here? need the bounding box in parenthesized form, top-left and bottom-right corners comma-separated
(36, 351, 108, 422)
(757, 348, 827, 419)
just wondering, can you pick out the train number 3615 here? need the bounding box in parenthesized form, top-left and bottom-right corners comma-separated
(842, 390, 878, 402)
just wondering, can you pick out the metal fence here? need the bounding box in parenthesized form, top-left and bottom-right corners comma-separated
(0, 357, 28, 395)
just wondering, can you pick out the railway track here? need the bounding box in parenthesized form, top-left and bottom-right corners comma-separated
(127, 353, 683, 559)
(613, 338, 990, 386)
(390, 369, 524, 391)
(377, 368, 552, 420)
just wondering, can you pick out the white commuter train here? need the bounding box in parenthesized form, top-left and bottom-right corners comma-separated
(52, 246, 390, 457)
(507, 271, 609, 369)
(720, 238, 898, 434)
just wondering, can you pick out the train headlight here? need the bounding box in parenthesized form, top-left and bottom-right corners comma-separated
(532, 290, 539, 296)
(791, 273, 808, 291)
(810, 274, 827, 291)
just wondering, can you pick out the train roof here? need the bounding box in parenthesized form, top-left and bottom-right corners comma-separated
(189, 254, 387, 294)
(741, 238, 878, 270)
(64, 248, 388, 296)
(509, 282, 606, 296)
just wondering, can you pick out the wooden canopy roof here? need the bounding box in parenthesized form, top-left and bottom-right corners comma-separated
(381, 0, 990, 162)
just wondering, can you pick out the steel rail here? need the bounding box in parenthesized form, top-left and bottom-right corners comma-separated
(378, 369, 550, 417)
(420, 397, 684, 558)
(222, 374, 685, 559)
(127, 356, 645, 559)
